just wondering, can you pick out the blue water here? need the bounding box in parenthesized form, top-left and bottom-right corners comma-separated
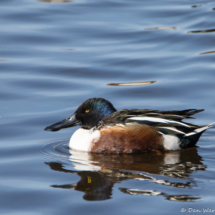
(1, 0, 215, 214)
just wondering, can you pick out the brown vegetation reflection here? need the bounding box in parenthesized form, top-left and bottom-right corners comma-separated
(199, 50, 215, 55)
(46, 147, 205, 201)
(188, 29, 215, 33)
(107, 81, 156, 87)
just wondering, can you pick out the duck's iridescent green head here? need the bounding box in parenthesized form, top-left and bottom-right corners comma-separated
(45, 98, 117, 131)
(75, 98, 116, 129)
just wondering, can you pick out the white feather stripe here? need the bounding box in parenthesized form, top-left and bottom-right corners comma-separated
(185, 122, 215, 137)
(116, 123, 125, 127)
(158, 127, 185, 134)
(128, 117, 190, 127)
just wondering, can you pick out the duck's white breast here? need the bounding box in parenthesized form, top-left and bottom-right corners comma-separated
(69, 128, 101, 152)
(162, 134, 180, 150)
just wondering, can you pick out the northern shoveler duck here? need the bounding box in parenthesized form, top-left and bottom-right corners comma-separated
(45, 98, 214, 154)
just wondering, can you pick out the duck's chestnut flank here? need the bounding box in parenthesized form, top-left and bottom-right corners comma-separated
(90, 124, 164, 154)
(45, 97, 214, 154)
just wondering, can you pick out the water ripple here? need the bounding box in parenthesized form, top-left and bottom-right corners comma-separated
(35, 139, 71, 160)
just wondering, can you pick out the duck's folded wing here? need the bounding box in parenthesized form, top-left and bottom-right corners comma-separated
(119, 108, 204, 120)
(126, 115, 201, 137)
(99, 109, 204, 136)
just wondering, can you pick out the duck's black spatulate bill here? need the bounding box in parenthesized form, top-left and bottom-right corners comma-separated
(44, 114, 80, 132)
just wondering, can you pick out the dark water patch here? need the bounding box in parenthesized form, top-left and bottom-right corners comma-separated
(192, 5, 202, 8)
(42, 67, 126, 83)
(61, 48, 75, 51)
(3, 33, 62, 46)
(1, 9, 49, 24)
(11, 78, 78, 91)
(39, 0, 72, 2)
(144, 26, 178, 31)
(0, 92, 26, 100)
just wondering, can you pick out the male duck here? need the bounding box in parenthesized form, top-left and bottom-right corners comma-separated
(45, 98, 214, 154)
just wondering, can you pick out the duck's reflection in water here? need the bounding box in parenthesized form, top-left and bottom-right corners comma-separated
(46, 147, 205, 201)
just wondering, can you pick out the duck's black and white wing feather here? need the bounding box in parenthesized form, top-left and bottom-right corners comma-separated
(98, 108, 204, 137)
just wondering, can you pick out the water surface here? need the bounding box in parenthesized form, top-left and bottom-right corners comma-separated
(1, 0, 215, 214)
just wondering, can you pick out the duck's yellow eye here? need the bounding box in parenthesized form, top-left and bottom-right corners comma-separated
(85, 110, 90, 113)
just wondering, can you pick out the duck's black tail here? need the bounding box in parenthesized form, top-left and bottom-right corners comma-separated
(180, 122, 214, 148)
(176, 109, 204, 119)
